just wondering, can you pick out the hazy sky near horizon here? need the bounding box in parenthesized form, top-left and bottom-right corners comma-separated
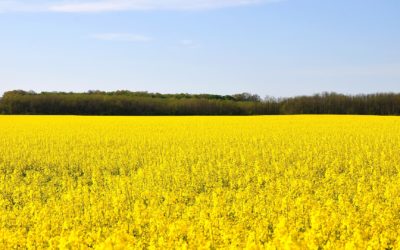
(0, 0, 399, 97)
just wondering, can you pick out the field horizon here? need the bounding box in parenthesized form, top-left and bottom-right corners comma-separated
(2, 0, 399, 248)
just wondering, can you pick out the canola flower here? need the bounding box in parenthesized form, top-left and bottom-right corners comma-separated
(0, 115, 400, 249)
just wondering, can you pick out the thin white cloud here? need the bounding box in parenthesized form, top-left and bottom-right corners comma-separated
(0, 0, 282, 13)
(91, 33, 152, 42)
(179, 39, 200, 48)
(0, 1, 44, 12)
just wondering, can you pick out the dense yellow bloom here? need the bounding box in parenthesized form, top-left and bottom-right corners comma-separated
(0, 115, 399, 249)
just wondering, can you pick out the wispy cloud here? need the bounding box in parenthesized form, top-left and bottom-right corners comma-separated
(91, 33, 152, 42)
(0, 1, 44, 12)
(0, 0, 282, 13)
(179, 39, 201, 49)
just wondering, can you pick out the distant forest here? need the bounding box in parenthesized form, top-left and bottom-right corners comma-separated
(0, 90, 399, 115)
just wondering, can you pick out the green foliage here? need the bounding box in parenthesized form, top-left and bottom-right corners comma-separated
(0, 90, 399, 115)
(279, 92, 400, 115)
(0, 90, 277, 115)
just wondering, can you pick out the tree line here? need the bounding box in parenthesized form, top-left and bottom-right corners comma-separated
(0, 90, 399, 115)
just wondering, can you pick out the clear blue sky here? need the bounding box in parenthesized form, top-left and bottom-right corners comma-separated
(0, 0, 399, 97)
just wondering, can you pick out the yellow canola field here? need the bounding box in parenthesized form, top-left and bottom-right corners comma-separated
(1, 115, 400, 249)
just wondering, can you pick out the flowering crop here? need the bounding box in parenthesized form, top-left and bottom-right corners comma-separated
(0, 115, 399, 249)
